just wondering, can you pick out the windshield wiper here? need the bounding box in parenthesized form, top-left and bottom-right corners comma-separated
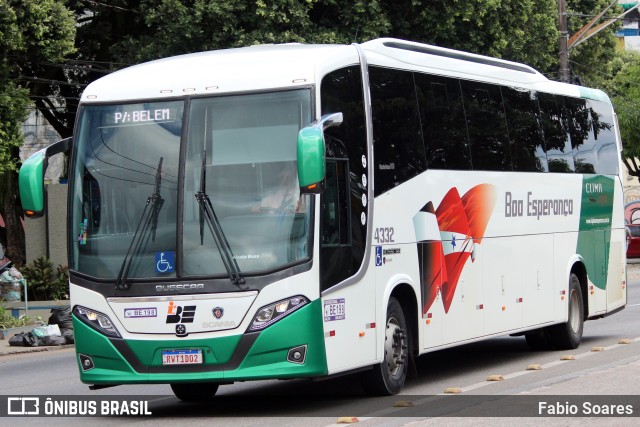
(195, 151, 245, 285)
(115, 157, 165, 290)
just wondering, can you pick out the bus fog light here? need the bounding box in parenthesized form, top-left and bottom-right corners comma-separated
(287, 345, 307, 364)
(79, 354, 95, 371)
(248, 296, 309, 331)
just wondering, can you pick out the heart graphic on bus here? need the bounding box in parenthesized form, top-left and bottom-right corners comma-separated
(413, 184, 496, 315)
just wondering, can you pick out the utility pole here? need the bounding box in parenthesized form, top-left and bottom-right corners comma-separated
(558, 0, 638, 84)
(558, 0, 570, 83)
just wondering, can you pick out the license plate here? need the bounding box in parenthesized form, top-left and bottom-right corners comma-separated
(323, 298, 345, 321)
(124, 308, 157, 318)
(161, 349, 203, 365)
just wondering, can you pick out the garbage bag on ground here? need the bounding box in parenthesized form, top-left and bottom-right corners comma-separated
(40, 335, 66, 346)
(32, 324, 61, 338)
(61, 328, 74, 344)
(8, 332, 39, 347)
(8, 333, 26, 347)
(48, 307, 73, 330)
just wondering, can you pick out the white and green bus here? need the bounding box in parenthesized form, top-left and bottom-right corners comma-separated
(19, 38, 627, 399)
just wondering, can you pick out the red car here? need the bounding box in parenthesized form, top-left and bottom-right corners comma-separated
(627, 224, 640, 258)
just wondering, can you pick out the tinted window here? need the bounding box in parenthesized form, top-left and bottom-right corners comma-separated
(461, 80, 511, 171)
(369, 66, 427, 195)
(539, 94, 575, 173)
(502, 87, 547, 172)
(320, 66, 368, 290)
(414, 73, 472, 170)
(588, 99, 618, 175)
(321, 159, 350, 246)
(565, 97, 597, 173)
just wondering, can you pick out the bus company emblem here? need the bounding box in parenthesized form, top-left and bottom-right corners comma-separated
(166, 301, 196, 324)
(413, 184, 496, 315)
(175, 324, 188, 337)
(212, 307, 224, 319)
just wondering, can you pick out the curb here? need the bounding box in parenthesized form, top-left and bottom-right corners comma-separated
(0, 344, 74, 357)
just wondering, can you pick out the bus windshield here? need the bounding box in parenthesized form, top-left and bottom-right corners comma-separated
(70, 89, 312, 280)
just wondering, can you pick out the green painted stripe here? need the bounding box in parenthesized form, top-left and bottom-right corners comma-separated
(576, 175, 615, 290)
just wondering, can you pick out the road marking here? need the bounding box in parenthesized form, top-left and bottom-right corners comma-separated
(443, 336, 640, 394)
(322, 336, 640, 424)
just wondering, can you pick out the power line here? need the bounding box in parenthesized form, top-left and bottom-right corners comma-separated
(18, 76, 88, 87)
(84, 0, 140, 13)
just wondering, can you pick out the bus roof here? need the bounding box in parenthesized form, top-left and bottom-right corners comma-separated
(81, 38, 610, 104)
(81, 43, 359, 102)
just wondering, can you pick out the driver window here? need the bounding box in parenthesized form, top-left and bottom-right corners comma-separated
(321, 159, 350, 247)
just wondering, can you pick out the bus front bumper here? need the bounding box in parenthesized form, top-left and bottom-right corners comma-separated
(73, 299, 328, 385)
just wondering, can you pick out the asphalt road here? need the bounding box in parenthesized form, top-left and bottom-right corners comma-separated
(1, 271, 639, 426)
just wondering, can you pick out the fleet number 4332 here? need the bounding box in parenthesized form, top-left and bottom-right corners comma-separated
(374, 227, 395, 244)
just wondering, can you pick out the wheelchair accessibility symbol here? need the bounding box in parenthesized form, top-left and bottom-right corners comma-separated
(155, 251, 175, 273)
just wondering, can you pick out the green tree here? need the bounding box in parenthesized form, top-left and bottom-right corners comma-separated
(40, 0, 625, 140)
(0, 0, 75, 266)
(565, 0, 622, 87)
(604, 51, 640, 178)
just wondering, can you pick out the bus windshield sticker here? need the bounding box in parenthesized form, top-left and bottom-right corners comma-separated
(77, 218, 88, 245)
(155, 251, 175, 273)
(324, 298, 346, 322)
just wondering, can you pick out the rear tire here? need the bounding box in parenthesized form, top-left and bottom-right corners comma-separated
(361, 297, 408, 395)
(548, 273, 584, 350)
(171, 383, 219, 402)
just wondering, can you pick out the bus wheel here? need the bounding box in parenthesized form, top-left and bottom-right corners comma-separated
(549, 273, 584, 350)
(170, 383, 219, 402)
(361, 297, 408, 395)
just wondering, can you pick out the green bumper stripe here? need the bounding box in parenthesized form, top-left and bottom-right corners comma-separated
(577, 175, 615, 290)
(74, 299, 327, 384)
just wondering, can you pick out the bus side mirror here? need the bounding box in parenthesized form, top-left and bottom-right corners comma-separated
(297, 113, 343, 194)
(19, 138, 71, 218)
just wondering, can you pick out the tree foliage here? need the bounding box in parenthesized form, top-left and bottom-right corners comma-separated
(0, 0, 75, 265)
(4, 0, 640, 260)
(603, 51, 640, 177)
(566, 0, 622, 87)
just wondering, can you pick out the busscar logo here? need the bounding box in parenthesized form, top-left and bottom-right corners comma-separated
(165, 302, 196, 324)
(7, 397, 40, 415)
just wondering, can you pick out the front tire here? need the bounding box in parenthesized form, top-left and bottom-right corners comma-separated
(361, 297, 408, 395)
(171, 383, 219, 402)
(548, 272, 584, 350)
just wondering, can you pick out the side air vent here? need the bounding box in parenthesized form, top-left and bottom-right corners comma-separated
(383, 41, 537, 75)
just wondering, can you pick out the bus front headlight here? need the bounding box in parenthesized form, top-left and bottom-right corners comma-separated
(73, 305, 121, 338)
(248, 296, 308, 332)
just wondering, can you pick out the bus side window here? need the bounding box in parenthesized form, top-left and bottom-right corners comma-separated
(369, 66, 427, 195)
(321, 159, 350, 247)
(540, 94, 575, 173)
(502, 87, 547, 172)
(414, 73, 472, 171)
(566, 97, 597, 173)
(588, 99, 618, 175)
(460, 80, 512, 171)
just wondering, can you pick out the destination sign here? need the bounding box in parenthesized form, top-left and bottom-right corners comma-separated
(104, 107, 178, 126)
